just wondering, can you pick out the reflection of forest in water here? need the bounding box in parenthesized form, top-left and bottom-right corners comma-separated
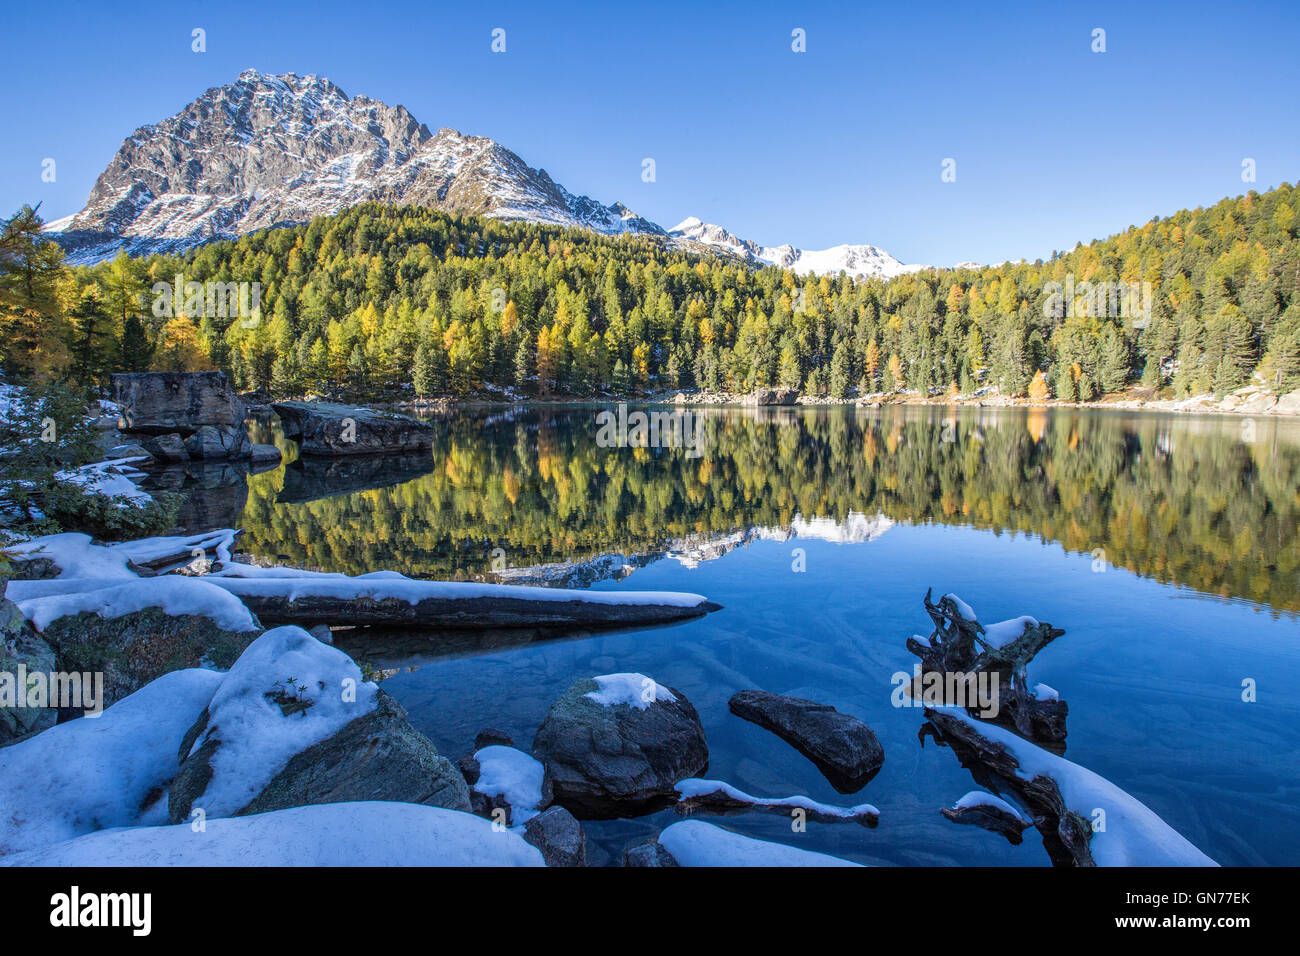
(217, 405, 1300, 613)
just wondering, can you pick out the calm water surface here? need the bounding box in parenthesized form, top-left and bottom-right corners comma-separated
(179, 404, 1300, 866)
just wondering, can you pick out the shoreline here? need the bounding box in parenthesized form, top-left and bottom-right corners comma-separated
(387, 386, 1300, 420)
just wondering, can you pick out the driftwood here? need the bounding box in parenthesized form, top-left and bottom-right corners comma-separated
(907, 588, 1068, 745)
(923, 708, 1094, 866)
(941, 800, 1032, 845)
(203, 576, 722, 631)
(674, 780, 879, 828)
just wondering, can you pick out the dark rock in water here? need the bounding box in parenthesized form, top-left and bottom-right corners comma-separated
(623, 838, 679, 867)
(169, 689, 470, 823)
(112, 371, 245, 436)
(0, 597, 58, 744)
(248, 443, 281, 463)
(307, 624, 333, 645)
(532, 675, 709, 819)
(475, 728, 514, 750)
(524, 806, 586, 867)
(272, 401, 436, 456)
(41, 607, 260, 712)
(458, 753, 481, 786)
(728, 690, 884, 793)
(941, 795, 1032, 845)
(184, 423, 250, 461)
(105, 442, 153, 462)
(142, 433, 190, 463)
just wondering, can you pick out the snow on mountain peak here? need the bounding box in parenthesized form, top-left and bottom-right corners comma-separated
(50, 71, 910, 276)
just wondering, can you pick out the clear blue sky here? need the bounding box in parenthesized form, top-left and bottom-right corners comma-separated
(3, 0, 1298, 265)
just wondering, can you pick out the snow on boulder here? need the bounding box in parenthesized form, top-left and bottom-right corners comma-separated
(167, 626, 469, 823)
(471, 745, 549, 825)
(941, 790, 1032, 844)
(3, 802, 544, 867)
(532, 674, 708, 819)
(655, 820, 863, 867)
(0, 669, 222, 857)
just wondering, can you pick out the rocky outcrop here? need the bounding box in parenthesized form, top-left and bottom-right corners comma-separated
(523, 806, 587, 867)
(744, 387, 799, 406)
(169, 688, 470, 822)
(272, 401, 436, 456)
(0, 597, 58, 744)
(110, 371, 263, 463)
(941, 793, 1032, 845)
(728, 690, 884, 793)
(532, 675, 709, 818)
(40, 607, 260, 711)
(623, 838, 679, 867)
(111, 371, 244, 436)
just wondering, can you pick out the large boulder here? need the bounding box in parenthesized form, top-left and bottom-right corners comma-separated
(112, 371, 244, 437)
(0, 597, 58, 744)
(729, 690, 884, 793)
(1275, 389, 1300, 415)
(40, 606, 261, 712)
(168, 626, 469, 823)
(531, 673, 709, 818)
(184, 423, 250, 461)
(272, 401, 436, 456)
(744, 387, 799, 406)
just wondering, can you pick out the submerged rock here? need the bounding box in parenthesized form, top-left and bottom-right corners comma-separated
(728, 690, 884, 793)
(623, 838, 679, 867)
(271, 401, 436, 456)
(532, 674, 709, 818)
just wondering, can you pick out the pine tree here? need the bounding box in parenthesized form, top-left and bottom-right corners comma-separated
(412, 342, 435, 397)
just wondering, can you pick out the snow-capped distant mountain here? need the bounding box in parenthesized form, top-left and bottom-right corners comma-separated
(50, 70, 665, 264)
(669, 216, 921, 280)
(48, 69, 911, 275)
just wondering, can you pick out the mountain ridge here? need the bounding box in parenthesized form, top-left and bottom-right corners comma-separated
(48, 69, 920, 277)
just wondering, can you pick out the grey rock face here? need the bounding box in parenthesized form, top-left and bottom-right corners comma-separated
(169, 689, 470, 823)
(0, 597, 58, 744)
(272, 401, 435, 456)
(523, 806, 586, 867)
(54, 71, 663, 265)
(41, 607, 260, 711)
(728, 690, 884, 793)
(623, 839, 679, 867)
(112, 371, 244, 436)
(532, 677, 708, 819)
(141, 433, 190, 462)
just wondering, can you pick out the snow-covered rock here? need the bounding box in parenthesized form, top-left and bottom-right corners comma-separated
(3, 802, 544, 866)
(670, 216, 917, 279)
(532, 674, 708, 818)
(167, 626, 469, 822)
(655, 820, 863, 867)
(0, 669, 222, 856)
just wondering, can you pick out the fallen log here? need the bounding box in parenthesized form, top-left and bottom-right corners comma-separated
(923, 706, 1217, 867)
(202, 572, 721, 630)
(674, 779, 879, 828)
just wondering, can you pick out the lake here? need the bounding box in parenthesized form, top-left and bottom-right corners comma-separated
(175, 403, 1300, 866)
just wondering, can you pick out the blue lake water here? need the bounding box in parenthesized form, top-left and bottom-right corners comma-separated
(208, 404, 1300, 865)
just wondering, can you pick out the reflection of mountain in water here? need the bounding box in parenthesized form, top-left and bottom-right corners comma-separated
(490, 512, 895, 587)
